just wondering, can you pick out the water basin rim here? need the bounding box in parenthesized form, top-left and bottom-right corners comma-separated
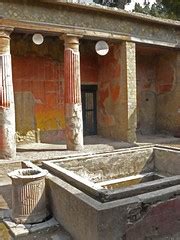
(8, 168, 48, 179)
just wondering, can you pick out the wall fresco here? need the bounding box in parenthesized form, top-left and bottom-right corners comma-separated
(12, 37, 99, 143)
(98, 43, 122, 138)
(136, 47, 179, 135)
(11, 35, 65, 143)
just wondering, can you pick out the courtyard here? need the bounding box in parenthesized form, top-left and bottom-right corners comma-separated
(0, 0, 180, 239)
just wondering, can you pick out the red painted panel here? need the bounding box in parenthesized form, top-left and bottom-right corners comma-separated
(156, 58, 174, 94)
(81, 55, 98, 83)
(12, 55, 64, 134)
(98, 44, 121, 128)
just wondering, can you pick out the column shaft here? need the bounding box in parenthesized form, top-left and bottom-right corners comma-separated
(64, 35, 83, 150)
(121, 41, 137, 142)
(0, 27, 16, 159)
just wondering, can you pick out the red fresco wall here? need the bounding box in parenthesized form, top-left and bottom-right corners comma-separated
(12, 55, 65, 142)
(80, 40, 98, 84)
(137, 48, 175, 95)
(12, 39, 122, 142)
(156, 57, 175, 94)
(12, 35, 177, 143)
(98, 43, 121, 138)
(12, 38, 99, 143)
(136, 48, 176, 134)
(81, 55, 98, 84)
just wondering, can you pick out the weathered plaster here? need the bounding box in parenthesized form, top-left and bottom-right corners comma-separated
(98, 43, 122, 140)
(97, 41, 137, 142)
(156, 51, 180, 134)
(136, 46, 179, 135)
(122, 41, 137, 142)
(80, 40, 98, 84)
(65, 103, 83, 150)
(136, 51, 157, 134)
(56, 147, 154, 182)
(0, 0, 179, 47)
(46, 160, 180, 240)
(11, 35, 65, 143)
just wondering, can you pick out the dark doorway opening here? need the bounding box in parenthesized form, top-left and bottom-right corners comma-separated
(81, 85, 97, 136)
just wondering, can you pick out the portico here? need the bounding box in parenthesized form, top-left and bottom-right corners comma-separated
(0, 0, 179, 158)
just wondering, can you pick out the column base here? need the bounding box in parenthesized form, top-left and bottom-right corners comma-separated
(65, 103, 84, 151)
(0, 108, 16, 159)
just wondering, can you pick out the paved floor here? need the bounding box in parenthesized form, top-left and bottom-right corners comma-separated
(14, 134, 180, 163)
(15, 135, 136, 163)
(0, 221, 72, 240)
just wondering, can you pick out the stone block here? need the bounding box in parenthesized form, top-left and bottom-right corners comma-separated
(30, 218, 59, 233)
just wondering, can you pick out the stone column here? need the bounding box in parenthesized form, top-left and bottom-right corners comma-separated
(121, 41, 137, 142)
(0, 26, 16, 159)
(64, 35, 83, 150)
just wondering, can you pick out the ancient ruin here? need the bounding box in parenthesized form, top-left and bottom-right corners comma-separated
(0, 0, 179, 239)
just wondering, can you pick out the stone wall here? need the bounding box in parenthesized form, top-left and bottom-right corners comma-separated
(121, 41, 137, 142)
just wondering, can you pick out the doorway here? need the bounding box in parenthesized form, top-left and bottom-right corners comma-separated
(81, 85, 97, 136)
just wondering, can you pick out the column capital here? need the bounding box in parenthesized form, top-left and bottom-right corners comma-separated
(62, 34, 83, 51)
(0, 26, 14, 35)
(0, 26, 14, 55)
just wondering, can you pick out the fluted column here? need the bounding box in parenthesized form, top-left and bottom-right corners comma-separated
(64, 35, 83, 150)
(0, 26, 16, 159)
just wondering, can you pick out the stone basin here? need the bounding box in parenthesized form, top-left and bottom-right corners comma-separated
(43, 146, 180, 202)
(42, 146, 180, 240)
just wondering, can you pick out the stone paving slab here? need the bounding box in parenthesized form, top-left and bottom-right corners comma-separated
(3, 217, 60, 238)
(0, 220, 73, 240)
